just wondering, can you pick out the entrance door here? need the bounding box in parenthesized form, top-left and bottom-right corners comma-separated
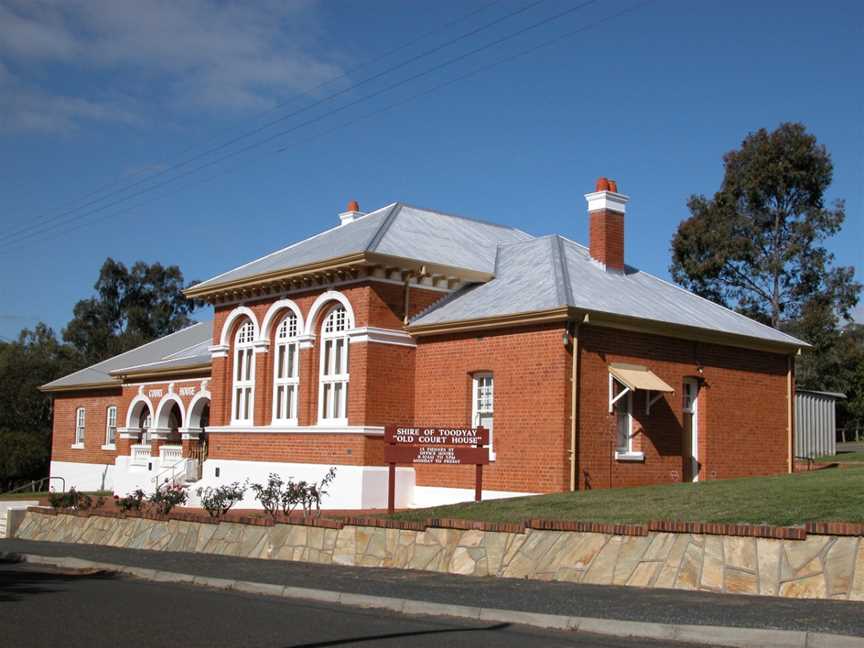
(682, 379, 699, 482)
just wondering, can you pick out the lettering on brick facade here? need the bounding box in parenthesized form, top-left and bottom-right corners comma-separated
(148, 389, 163, 398)
(179, 387, 196, 396)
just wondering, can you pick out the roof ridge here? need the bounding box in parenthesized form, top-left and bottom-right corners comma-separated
(554, 236, 574, 306)
(364, 202, 401, 252)
(398, 201, 533, 237)
(195, 204, 394, 288)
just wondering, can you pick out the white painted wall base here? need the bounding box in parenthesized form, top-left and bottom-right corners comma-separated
(50, 461, 115, 492)
(410, 485, 538, 508)
(187, 459, 416, 510)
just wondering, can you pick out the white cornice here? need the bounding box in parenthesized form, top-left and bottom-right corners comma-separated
(205, 424, 385, 436)
(584, 190, 630, 214)
(347, 326, 416, 348)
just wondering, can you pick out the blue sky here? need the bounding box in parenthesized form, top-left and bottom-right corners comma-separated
(0, 0, 861, 341)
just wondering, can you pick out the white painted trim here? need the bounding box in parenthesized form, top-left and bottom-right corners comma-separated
(208, 344, 229, 359)
(471, 372, 495, 461)
(121, 378, 208, 388)
(304, 290, 356, 336)
(218, 306, 260, 347)
(347, 326, 416, 348)
(101, 444, 117, 451)
(153, 392, 186, 429)
(584, 190, 629, 214)
(684, 378, 699, 482)
(614, 451, 645, 462)
(204, 425, 385, 435)
(186, 391, 212, 429)
(125, 393, 154, 429)
(70, 443, 85, 450)
(410, 485, 538, 508)
(260, 298, 305, 342)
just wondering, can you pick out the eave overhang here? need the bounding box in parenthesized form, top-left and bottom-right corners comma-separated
(409, 306, 807, 354)
(183, 252, 493, 303)
(39, 381, 122, 394)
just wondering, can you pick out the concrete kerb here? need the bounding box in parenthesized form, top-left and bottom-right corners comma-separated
(4, 551, 863, 648)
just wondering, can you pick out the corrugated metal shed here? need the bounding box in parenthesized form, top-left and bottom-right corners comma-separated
(795, 389, 846, 458)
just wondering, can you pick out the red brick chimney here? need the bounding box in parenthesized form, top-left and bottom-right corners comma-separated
(585, 177, 629, 271)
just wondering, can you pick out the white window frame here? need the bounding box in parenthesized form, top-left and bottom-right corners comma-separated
(611, 378, 643, 461)
(272, 313, 300, 425)
(231, 320, 256, 425)
(472, 372, 495, 461)
(318, 305, 350, 425)
(73, 407, 85, 448)
(103, 405, 117, 449)
(683, 378, 699, 482)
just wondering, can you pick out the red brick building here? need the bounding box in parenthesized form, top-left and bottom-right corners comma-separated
(42, 180, 807, 508)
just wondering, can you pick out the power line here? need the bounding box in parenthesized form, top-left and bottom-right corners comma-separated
(0, 0, 503, 238)
(0, 0, 595, 249)
(3, 0, 653, 253)
(0, 0, 541, 246)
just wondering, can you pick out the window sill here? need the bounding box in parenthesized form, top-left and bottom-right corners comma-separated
(101, 444, 116, 451)
(70, 443, 85, 449)
(614, 451, 644, 462)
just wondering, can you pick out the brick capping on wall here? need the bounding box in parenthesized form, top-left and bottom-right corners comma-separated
(24, 506, 861, 540)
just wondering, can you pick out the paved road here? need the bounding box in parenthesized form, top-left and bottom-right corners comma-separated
(0, 562, 706, 648)
(3, 538, 863, 638)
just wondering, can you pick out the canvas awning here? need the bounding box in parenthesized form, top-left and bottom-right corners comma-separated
(609, 363, 674, 393)
(608, 363, 675, 415)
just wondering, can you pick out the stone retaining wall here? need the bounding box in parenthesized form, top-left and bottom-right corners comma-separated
(14, 510, 864, 601)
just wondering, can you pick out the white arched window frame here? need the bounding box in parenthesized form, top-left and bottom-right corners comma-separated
(231, 320, 256, 424)
(105, 405, 117, 447)
(272, 312, 300, 424)
(318, 305, 350, 424)
(74, 407, 86, 447)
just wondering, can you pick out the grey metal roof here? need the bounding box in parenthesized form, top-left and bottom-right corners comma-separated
(411, 236, 808, 348)
(41, 322, 213, 390)
(796, 388, 847, 399)
(194, 203, 531, 289)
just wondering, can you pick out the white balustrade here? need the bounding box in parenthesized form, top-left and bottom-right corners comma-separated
(130, 445, 152, 466)
(159, 445, 183, 465)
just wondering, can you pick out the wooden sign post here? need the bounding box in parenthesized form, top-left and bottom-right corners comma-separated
(384, 425, 490, 514)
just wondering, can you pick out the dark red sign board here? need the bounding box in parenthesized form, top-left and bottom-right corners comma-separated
(384, 424, 490, 513)
(384, 426, 489, 446)
(384, 445, 490, 465)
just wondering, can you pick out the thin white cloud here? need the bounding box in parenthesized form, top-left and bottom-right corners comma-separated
(853, 302, 864, 324)
(0, 0, 342, 133)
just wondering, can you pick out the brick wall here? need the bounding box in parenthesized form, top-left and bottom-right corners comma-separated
(51, 388, 122, 465)
(412, 324, 571, 494)
(576, 325, 789, 490)
(208, 432, 384, 465)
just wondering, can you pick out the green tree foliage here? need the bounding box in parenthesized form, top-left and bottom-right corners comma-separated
(63, 258, 202, 364)
(670, 123, 862, 430)
(0, 259, 201, 489)
(670, 122, 859, 330)
(0, 325, 82, 490)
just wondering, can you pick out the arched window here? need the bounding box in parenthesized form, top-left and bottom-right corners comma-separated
(232, 320, 256, 424)
(319, 305, 349, 423)
(273, 312, 300, 424)
(138, 408, 151, 444)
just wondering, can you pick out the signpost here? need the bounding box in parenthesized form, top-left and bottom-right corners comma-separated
(384, 425, 490, 513)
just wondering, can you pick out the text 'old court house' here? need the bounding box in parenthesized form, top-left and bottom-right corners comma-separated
(42, 179, 807, 509)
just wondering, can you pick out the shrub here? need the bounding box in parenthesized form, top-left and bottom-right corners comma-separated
(300, 467, 337, 518)
(149, 482, 188, 515)
(48, 488, 93, 511)
(114, 489, 146, 513)
(249, 473, 284, 519)
(249, 468, 337, 520)
(196, 481, 247, 518)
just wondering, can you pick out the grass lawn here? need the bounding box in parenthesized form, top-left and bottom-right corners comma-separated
(815, 452, 864, 463)
(388, 468, 864, 527)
